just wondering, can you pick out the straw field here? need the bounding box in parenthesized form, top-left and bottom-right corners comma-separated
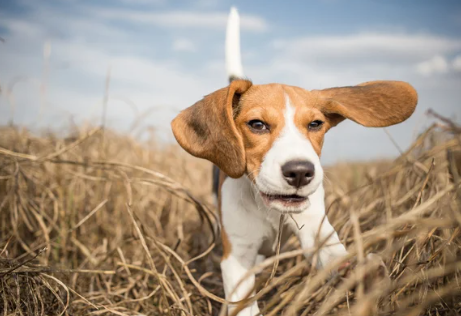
(0, 112, 460, 315)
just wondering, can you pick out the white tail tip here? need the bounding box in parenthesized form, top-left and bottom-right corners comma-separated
(226, 7, 244, 80)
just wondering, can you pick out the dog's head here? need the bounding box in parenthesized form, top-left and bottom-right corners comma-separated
(172, 80, 417, 213)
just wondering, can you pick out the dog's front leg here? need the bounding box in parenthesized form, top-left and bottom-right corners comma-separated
(220, 177, 264, 316)
(221, 247, 260, 316)
(291, 214, 348, 269)
(289, 187, 348, 269)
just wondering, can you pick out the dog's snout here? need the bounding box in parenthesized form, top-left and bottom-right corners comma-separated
(281, 160, 315, 188)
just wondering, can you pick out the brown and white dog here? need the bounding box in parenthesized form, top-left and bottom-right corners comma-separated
(172, 7, 417, 316)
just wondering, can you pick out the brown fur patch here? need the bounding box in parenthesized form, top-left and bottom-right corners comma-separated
(217, 169, 232, 259)
(235, 84, 288, 180)
(234, 84, 330, 178)
(171, 80, 252, 178)
(315, 80, 418, 127)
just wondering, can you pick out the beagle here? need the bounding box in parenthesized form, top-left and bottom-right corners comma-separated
(171, 7, 417, 316)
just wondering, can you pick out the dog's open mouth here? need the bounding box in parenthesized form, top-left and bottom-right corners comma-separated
(260, 192, 308, 205)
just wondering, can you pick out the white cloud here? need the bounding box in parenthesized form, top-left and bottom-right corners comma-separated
(172, 38, 197, 52)
(453, 55, 461, 71)
(416, 55, 449, 76)
(272, 33, 461, 66)
(0, 6, 219, 136)
(96, 10, 268, 32)
(257, 32, 461, 90)
(0, 18, 45, 39)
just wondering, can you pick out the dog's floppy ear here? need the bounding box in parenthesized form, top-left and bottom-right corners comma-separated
(171, 80, 252, 178)
(315, 81, 418, 127)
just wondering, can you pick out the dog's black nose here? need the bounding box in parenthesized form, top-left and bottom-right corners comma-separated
(281, 160, 315, 188)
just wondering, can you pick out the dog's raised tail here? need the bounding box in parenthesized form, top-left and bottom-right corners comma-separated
(226, 7, 244, 82)
(212, 7, 244, 201)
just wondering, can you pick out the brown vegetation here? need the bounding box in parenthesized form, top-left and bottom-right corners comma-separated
(0, 116, 460, 315)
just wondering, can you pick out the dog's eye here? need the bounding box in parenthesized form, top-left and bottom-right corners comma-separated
(308, 120, 324, 130)
(247, 120, 269, 133)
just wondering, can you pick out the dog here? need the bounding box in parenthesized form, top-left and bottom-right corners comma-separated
(171, 7, 417, 316)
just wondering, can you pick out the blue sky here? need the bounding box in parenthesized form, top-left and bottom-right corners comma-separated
(0, 0, 460, 164)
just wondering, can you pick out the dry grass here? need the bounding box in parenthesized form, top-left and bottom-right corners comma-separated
(0, 115, 460, 316)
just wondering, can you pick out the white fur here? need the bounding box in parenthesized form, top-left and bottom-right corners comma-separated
(220, 95, 348, 316)
(226, 7, 244, 79)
